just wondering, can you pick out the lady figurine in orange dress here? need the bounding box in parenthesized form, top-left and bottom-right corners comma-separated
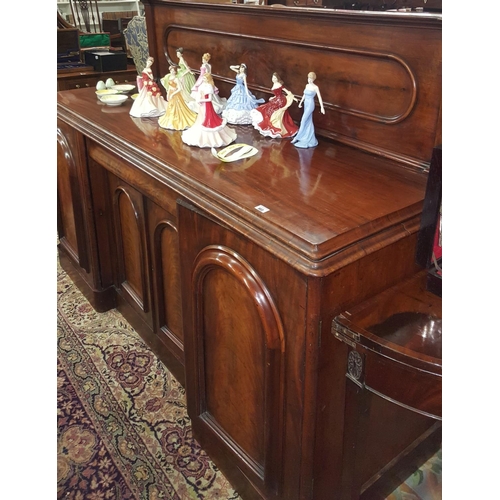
(159, 66, 197, 130)
(129, 56, 168, 118)
(182, 73, 237, 148)
(250, 72, 298, 139)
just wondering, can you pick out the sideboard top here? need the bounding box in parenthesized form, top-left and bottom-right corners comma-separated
(58, 88, 427, 274)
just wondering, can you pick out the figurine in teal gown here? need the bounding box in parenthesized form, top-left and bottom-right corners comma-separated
(291, 72, 325, 148)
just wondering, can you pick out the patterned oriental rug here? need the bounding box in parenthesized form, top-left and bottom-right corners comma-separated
(57, 259, 442, 500)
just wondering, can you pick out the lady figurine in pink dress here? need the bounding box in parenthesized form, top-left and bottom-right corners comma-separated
(182, 73, 237, 148)
(191, 53, 211, 97)
(129, 56, 167, 118)
(250, 72, 298, 139)
(189, 52, 226, 114)
(159, 66, 197, 131)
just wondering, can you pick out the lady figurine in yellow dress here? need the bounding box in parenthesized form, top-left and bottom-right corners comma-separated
(159, 66, 197, 131)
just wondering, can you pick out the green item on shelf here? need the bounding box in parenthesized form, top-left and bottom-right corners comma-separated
(79, 33, 110, 48)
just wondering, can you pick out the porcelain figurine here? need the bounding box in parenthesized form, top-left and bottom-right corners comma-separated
(291, 72, 325, 148)
(188, 53, 226, 114)
(129, 56, 168, 118)
(250, 72, 298, 139)
(174, 47, 196, 105)
(158, 66, 197, 131)
(222, 63, 265, 125)
(181, 73, 237, 148)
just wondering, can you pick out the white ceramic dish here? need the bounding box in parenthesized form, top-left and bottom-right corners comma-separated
(131, 93, 139, 100)
(100, 94, 129, 106)
(96, 89, 119, 99)
(112, 84, 135, 93)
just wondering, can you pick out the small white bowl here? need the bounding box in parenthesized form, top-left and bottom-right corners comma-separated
(112, 84, 135, 93)
(130, 93, 139, 100)
(100, 94, 129, 106)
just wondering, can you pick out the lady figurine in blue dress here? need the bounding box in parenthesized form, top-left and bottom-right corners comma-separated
(291, 72, 325, 148)
(222, 64, 264, 125)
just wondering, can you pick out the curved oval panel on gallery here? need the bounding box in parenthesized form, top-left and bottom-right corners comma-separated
(163, 25, 416, 124)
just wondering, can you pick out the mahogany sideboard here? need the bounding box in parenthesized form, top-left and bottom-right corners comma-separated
(57, 3, 442, 499)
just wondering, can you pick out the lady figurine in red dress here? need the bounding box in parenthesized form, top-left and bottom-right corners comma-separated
(181, 73, 237, 148)
(250, 72, 298, 139)
(129, 56, 167, 118)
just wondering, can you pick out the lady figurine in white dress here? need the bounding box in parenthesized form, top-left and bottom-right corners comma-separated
(222, 63, 264, 125)
(291, 72, 325, 148)
(129, 56, 168, 118)
(182, 73, 237, 148)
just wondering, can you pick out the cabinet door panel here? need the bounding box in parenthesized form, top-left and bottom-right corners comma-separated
(57, 124, 116, 312)
(147, 199, 183, 355)
(201, 261, 266, 466)
(191, 244, 285, 496)
(57, 125, 88, 270)
(109, 174, 152, 327)
(179, 201, 312, 500)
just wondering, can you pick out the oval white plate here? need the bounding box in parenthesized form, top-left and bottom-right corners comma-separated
(100, 94, 128, 106)
(112, 84, 135, 93)
(96, 89, 119, 98)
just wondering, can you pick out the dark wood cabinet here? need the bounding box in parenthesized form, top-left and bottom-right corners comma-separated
(57, 3, 441, 498)
(178, 201, 298, 499)
(84, 140, 187, 383)
(57, 119, 116, 311)
(331, 271, 441, 499)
